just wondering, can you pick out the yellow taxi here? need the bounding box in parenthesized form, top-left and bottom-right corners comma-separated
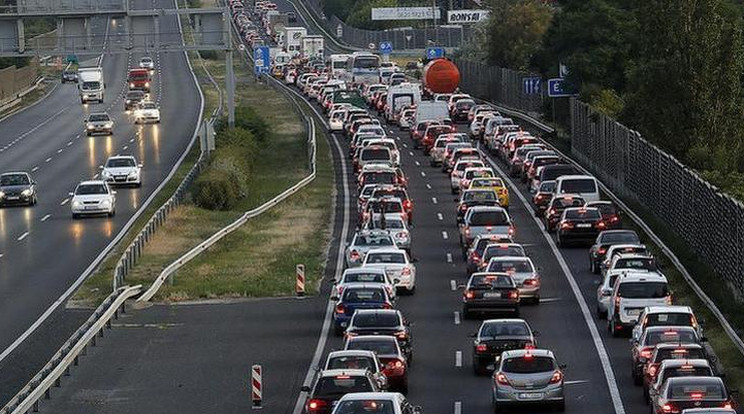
(271, 64, 284, 78)
(469, 177, 510, 208)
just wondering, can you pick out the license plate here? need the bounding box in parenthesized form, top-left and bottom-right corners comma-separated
(84, 206, 97, 210)
(627, 309, 641, 316)
(577, 223, 592, 228)
(6, 196, 19, 200)
(483, 292, 502, 298)
(519, 393, 543, 400)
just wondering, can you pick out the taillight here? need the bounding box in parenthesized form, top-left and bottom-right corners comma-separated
(494, 372, 510, 386)
(465, 227, 471, 236)
(523, 279, 538, 286)
(459, 204, 468, 212)
(597, 221, 606, 229)
(471, 253, 481, 263)
(475, 343, 488, 353)
(465, 290, 474, 299)
(350, 250, 360, 260)
(549, 208, 556, 215)
(307, 399, 327, 412)
(335, 304, 345, 314)
(508, 290, 519, 299)
(508, 225, 515, 236)
(560, 221, 573, 229)
(661, 404, 675, 413)
(395, 331, 407, 339)
(403, 200, 412, 210)
(648, 364, 658, 378)
(386, 359, 404, 370)
(549, 370, 563, 384)
(723, 401, 733, 409)
(639, 347, 653, 360)
(382, 302, 392, 309)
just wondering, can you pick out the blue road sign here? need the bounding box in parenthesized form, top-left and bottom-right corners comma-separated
(522, 77, 541, 95)
(547, 78, 578, 98)
(254, 46, 270, 75)
(425, 47, 444, 59)
(379, 41, 393, 55)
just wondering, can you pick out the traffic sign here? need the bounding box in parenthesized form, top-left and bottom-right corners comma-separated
(559, 63, 569, 78)
(425, 47, 444, 59)
(547, 78, 578, 98)
(379, 41, 393, 55)
(522, 77, 541, 95)
(253, 46, 270, 76)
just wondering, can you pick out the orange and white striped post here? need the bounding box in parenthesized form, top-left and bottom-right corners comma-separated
(296, 264, 305, 297)
(251, 364, 263, 409)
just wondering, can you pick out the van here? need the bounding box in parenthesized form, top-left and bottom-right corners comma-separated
(553, 175, 600, 202)
(608, 271, 671, 336)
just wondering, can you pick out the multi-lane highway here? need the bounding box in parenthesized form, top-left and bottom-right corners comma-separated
(0, 0, 201, 403)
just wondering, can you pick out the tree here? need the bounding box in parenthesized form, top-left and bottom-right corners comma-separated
(485, 0, 553, 70)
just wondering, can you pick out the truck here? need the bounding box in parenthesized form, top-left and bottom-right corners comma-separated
(414, 101, 450, 126)
(385, 83, 421, 123)
(422, 58, 460, 98)
(284, 26, 307, 57)
(127, 68, 151, 92)
(301, 35, 325, 59)
(78, 67, 104, 104)
(266, 11, 288, 37)
(331, 90, 366, 109)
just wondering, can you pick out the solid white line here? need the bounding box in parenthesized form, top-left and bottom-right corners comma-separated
(437, 213, 443, 221)
(442, 231, 448, 240)
(432, 197, 438, 204)
(60, 198, 69, 206)
(455, 350, 462, 367)
(454, 311, 461, 325)
(41, 214, 51, 222)
(565, 380, 590, 385)
(446, 253, 453, 263)
(482, 147, 626, 414)
(454, 401, 462, 414)
(17, 232, 29, 241)
(450, 280, 457, 291)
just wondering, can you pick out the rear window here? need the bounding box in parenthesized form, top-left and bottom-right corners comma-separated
(346, 339, 397, 354)
(353, 234, 395, 247)
(564, 209, 601, 220)
(539, 181, 556, 192)
(617, 281, 669, 298)
(601, 232, 640, 244)
(657, 348, 706, 361)
(470, 274, 514, 288)
(463, 190, 497, 202)
(362, 172, 395, 185)
(646, 330, 697, 346)
(314, 376, 374, 397)
(615, 257, 656, 271)
(344, 272, 386, 283)
(365, 252, 406, 264)
(369, 218, 405, 229)
(353, 313, 400, 327)
(469, 210, 508, 226)
(487, 259, 533, 273)
(542, 166, 578, 181)
(465, 170, 494, 179)
(502, 356, 555, 374)
(342, 288, 386, 302)
(647, 313, 693, 327)
(484, 245, 525, 259)
(368, 201, 402, 213)
(334, 400, 395, 414)
(660, 367, 712, 383)
(559, 178, 597, 194)
(481, 322, 530, 337)
(668, 382, 724, 399)
(326, 356, 375, 371)
(551, 197, 585, 208)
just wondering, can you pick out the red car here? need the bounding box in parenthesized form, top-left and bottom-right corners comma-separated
(127, 68, 151, 92)
(345, 335, 410, 393)
(586, 201, 622, 229)
(422, 124, 454, 155)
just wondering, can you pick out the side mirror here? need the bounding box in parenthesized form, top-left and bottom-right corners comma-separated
(68, 192, 74, 196)
(300, 385, 311, 393)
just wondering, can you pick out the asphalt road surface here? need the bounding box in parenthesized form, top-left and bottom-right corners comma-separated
(0, 0, 201, 404)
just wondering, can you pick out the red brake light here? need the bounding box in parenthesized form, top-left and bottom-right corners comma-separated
(465, 290, 475, 299)
(690, 393, 704, 400)
(661, 404, 674, 413)
(598, 247, 607, 255)
(523, 279, 538, 286)
(597, 221, 606, 229)
(508, 290, 519, 299)
(495, 372, 510, 386)
(350, 250, 360, 260)
(549, 370, 563, 384)
(523, 352, 533, 359)
(382, 302, 392, 309)
(640, 348, 653, 359)
(648, 365, 658, 378)
(508, 225, 515, 236)
(308, 399, 327, 412)
(524, 342, 535, 350)
(476, 344, 488, 353)
(395, 331, 407, 339)
(335, 304, 345, 314)
(560, 221, 573, 229)
(335, 375, 351, 379)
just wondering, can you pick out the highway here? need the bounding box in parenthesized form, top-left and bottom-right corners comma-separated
(0, 0, 201, 404)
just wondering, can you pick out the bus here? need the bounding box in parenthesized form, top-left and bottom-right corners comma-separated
(345, 52, 381, 86)
(328, 54, 351, 79)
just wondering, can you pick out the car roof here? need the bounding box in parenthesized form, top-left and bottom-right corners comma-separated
(617, 271, 667, 282)
(337, 392, 403, 401)
(78, 180, 106, 185)
(352, 309, 399, 316)
(107, 155, 136, 160)
(556, 174, 595, 181)
(467, 205, 506, 212)
(482, 318, 529, 325)
(0, 171, 29, 176)
(365, 247, 406, 254)
(319, 368, 371, 377)
(341, 282, 387, 289)
(502, 349, 554, 359)
(327, 349, 377, 358)
(643, 305, 693, 314)
(342, 267, 386, 275)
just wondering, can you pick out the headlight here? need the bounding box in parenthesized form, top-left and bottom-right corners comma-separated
(21, 189, 32, 196)
(72, 200, 83, 208)
(87, 124, 94, 129)
(128, 171, 138, 178)
(101, 200, 111, 208)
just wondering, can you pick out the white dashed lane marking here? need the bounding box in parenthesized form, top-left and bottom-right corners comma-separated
(60, 198, 69, 206)
(41, 214, 51, 222)
(17, 232, 29, 241)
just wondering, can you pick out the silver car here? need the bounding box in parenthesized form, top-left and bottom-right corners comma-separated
(345, 230, 397, 268)
(364, 213, 411, 254)
(362, 248, 416, 294)
(492, 349, 565, 412)
(485, 256, 540, 304)
(85, 112, 114, 136)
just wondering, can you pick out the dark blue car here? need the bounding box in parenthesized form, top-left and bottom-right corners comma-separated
(333, 283, 393, 336)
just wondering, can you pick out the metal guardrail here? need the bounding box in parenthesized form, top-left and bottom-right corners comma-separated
(471, 87, 744, 358)
(0, 285, 142, 414)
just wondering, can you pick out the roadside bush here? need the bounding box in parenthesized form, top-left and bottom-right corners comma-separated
(198, 50, 219, 60)
(192, 169, 241, 210)
(234, 106, 270, 141)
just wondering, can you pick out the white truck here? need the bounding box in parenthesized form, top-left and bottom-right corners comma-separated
(301, 35, 325, 59)
(78, 67, 104, 104)
(284, 27, 307, 57)
(414, 101, 449, 125)
(385, 83, 421, 123)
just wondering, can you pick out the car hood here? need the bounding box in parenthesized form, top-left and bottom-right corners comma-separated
(0, 184, 31, 193)
(103, 167, 137, 175)
(73, 194, 111, 202)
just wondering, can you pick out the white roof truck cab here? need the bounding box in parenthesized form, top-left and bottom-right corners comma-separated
(553, 175, 600, 203)
(386, 84, 421, 123)
(329, 53, 351, 79)
(283, 26, 307, 57)
(301, 35, 325, 59)
(608, 271, 672, 336)
(78, 67, 105, 104)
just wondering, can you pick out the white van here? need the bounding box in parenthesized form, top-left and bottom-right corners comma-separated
(608, 271, 672, 336)
(553, 175, 600, 202)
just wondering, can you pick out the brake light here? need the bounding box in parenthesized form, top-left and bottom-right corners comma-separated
(386, 359, 404, 370)
(495, 372, 510, 386)
(476, 344, 488, 353)
(335, 304, 345, 314)
(350, 250, 360, 260)
(465, 227, 471, 237)
(610, 216, 619, 222)
(723, 402, 733, 409)
(648, 365, 658, 378)
(690, 393, 704, 400)
(508, 225, 515, 236)
(523, 352, 533, 359)
(382, 302, 392, 309)
(560, 221, 574, 229)
(471, 253, 481, 263)
(395, 331, 407, 339)
(549, 370, 563, 384)
(403, 200, 412, 210)
(307, 399, 327, 412)
(508, 290, 519, 299)
(536, 194, 544, 201)
(465, 290, 474, 299)
(524, 342, 535, 350)
(597, 221, 606, 229)
(661, 403, 675, 413)
(460, 204, 468, 212)
(549, 208, 556, 215)
(640, 348, 653, 359)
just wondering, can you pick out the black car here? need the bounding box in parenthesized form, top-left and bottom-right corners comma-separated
(471, 318, 537, 375)
(61, 70, 77, 83)
(556, 207, 605, 246)
(302, 369, 381, 414)
(0, 172, 37, 206)
(346, 309, 413, 363)
(124, 90, 146, 110)
(650, 376, 734, 414)
(451, 99, 476, 122)
(462, 272, 520, 319)
(544, 194, 585, 232)
(588, 229, 641, 274)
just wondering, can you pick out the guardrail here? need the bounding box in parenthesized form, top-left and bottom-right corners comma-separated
(0, 285, 142, 414)
(474, 90, 744, 358)
(112, 3, 224, 289)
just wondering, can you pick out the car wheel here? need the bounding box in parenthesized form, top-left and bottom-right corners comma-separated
(554, 399, 565, 412)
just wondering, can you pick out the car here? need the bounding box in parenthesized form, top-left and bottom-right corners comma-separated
(344, 231, 397, 267)
(360, 197, 406, 226)
(458, 167, 496, 194)
(444, 147, 480, 174)
(100, 155, 142, 187)
(345, 309, 413, 362)
(85, 112, 114, 136)
(596, 269, 627, 319)
(650, 377, 733, 414)
(422, 124, 455, 155)
(0, 172, 37, 206)
(323, 350, 388, 391)
(532, 180, 556, 216)
(608, 271, 671, 336)
(139, 56, 155, 70)
(459, 206, 514, 251)
(69, 180, 116, 218)
(61, 69, 77, 83)
(331, 392, 420, 414)
(543, 194, 586, 232)
(335, 267, 396, 301)
(492, 349, 565, 412)
(456, 189, 501, 224)
(555, 207, 606, 246)
(471, 318, 537, 375)
(461, 272, 520, 318)
(361, 248, 416, 294)
(647, 359, 714, 405)
(589, 230, 642, 273)
(632, 306, 702, 342)
(464, 234, 515, 274)
(599, 244, 650, 276)
(362, 214, 411, 255)
(476, 243, 527, 273)
(450, 159, 486, 193)
(631, 326, 701, 385)
(333, 283, 394, 336)
(484, 256, 540, 304)
(605, 253, 658, 276)
(440, 142, 473, 171)
(430, 134, 469, 166)
(586, 200, 622, 229)
(509, 144, 545, 177)
(451, 99, 476, 122)
(124, 90, 146, 110)
(369, 185, 413, 224)
(134, 100, 161, 123)
(344, 335, 409, 393)
(469, 177, 509, 209)
(301, 369, 381, 414)
(358, 164, 397, 190)
(645, 344, 715, 394)
(286, 11, 297, 22)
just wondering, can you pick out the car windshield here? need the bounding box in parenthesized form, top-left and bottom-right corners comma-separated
(616, 257, 656, 271)
(334, 400, 395, 414)
(463, 191, 497, 202)
(564, 209, 601, 220)
(314, 377, 373, 398)
(346, 339, 397, 355)
(327, 356, 375, 371)
(470, 274, 514, 288)
(89, 114, 110, 122)
(0, 174, 29, 186)
(469, 210, 508, 226)
(647, 313, 693, 327)
(481, 322, 530, 337)
(472, 178, 504, 188)
(668, 382, 724, 399)
(353, 313, 399, 327)
(646, 330, 697, 345)
(552, 197, 585, 208)
(106, 158, 136, 168)
(365, 253, 406, 264)
(601, 231, 640, 244)
(343, 288, 386, 302)
(344, 272, 385, 284)
(75, 184, 107, 195)
(487, 259, 532, 273)
(617, 282, 668, 298)
(502, 356, 555, 373)
(560, 179, 596, 193)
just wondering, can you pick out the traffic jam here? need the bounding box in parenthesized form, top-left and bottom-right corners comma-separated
(234, 2, 735, 414)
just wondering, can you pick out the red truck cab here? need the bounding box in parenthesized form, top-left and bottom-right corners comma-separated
(127, 68, 151, 92)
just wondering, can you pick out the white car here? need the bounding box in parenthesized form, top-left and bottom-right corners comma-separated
(139, 56, 155, 70)
(331, 392, 420, 414)
(70, 180, 116, 218)
(134, 101, 160, 124)
(362, 247, 416, 294)
(100, 155, 142, 187)
(335, 267, 396, 301)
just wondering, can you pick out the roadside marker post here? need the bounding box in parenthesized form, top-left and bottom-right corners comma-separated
(252, 364, 263, 409)
(296, 264, 306, 297)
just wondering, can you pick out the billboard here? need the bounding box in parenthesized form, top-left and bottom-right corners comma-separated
(447, 9, 491, 24)
(371, 7, 442, 21)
